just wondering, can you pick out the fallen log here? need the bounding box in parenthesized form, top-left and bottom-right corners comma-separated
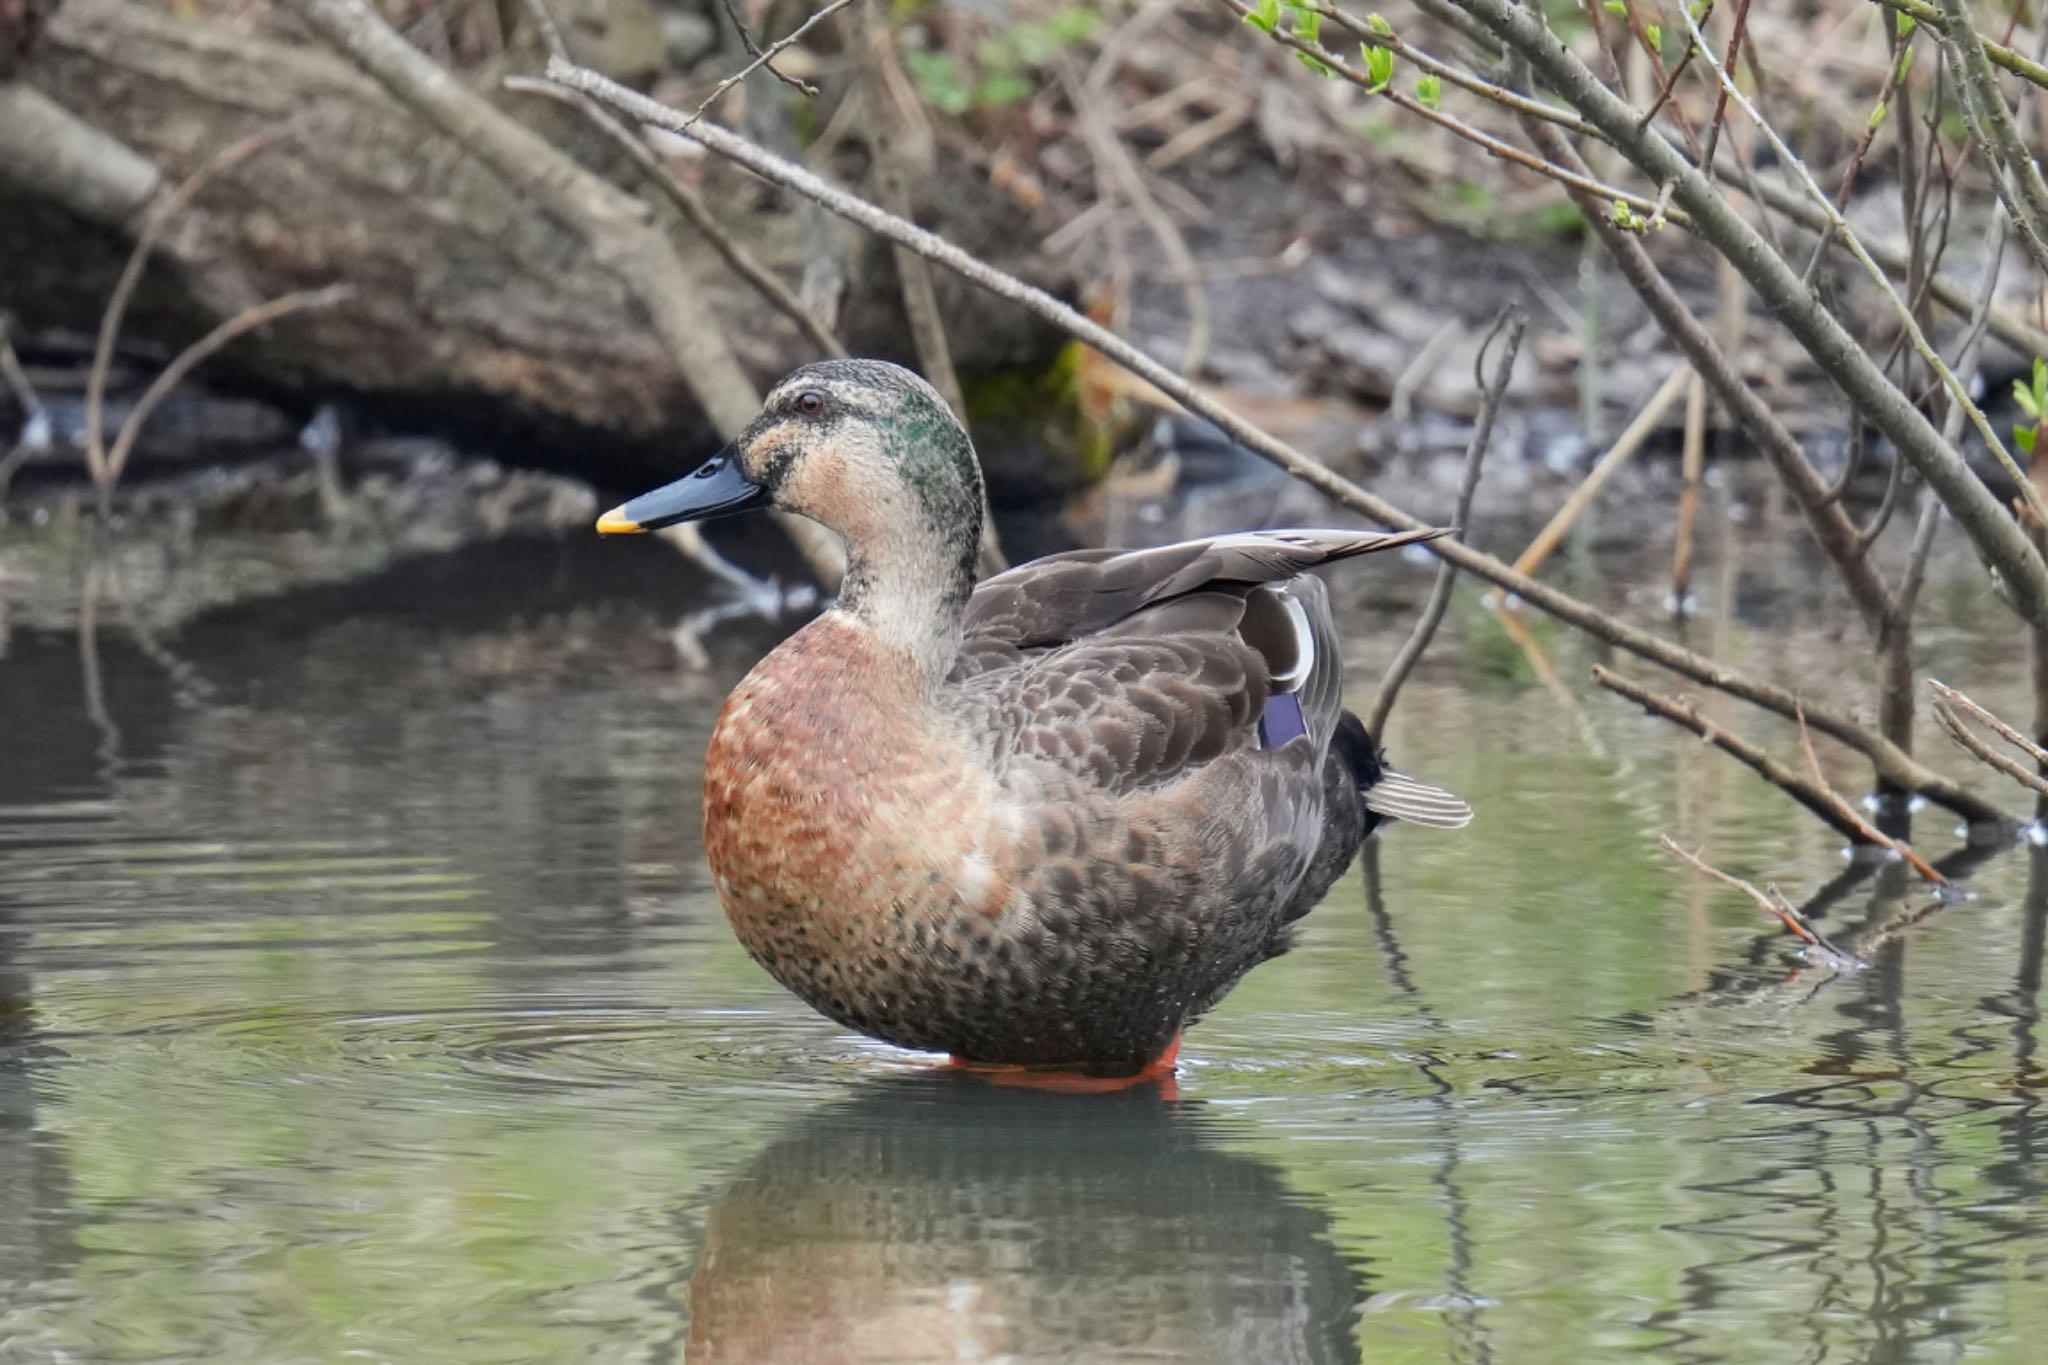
(0, 0, 1069, 491)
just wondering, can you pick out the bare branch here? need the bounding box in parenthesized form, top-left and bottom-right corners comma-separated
(1511, 362, 1691, 579)
(1660, 835, 1856, 962)
(86, 128, 286, 496)
(1932, 702, 2048, 798)
(1671, 0, 2048, 536)
(717, 0, 817, 95)
(1454, 0, 2048, 627)
(503, 76, 843, 356)
(1871, 0, 2048, 93)
(1367, 308, 1524, 737)
(1931, 0, 2048, 276)
(546, 54, 2008, 823)
(690, 0, 862, 125)
(1221, 0, 1684, 224)
(1931, 680, 2048, 767)
(1601, 667, 1958, 881)
(102, 286, 355, 497)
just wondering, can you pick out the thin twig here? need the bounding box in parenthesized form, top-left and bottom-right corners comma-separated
(1794, 704, 1949, 882)
(1698, 0, 1752, 173)
(547, 54, 2008, 823)
(86, 128, 287, 499)
(1660, 835, 1855, 960)
(1223, 0, 1684, 225)
(1462, 0, 2048, 625)
(102, 286, 355, 497)
(717, 0, 816, 94)
(1930, 0, 2048, 277)
(1870, 0, 2048, 93)
(1931, 680, 2048, 767)
(1932, 701, 2048, 797)
(503, 76, 843, 355)
(1368, 309, 1524, 737)
(1314, 3, 1603, 142)
(1799, 30, 1918, 286)
(1672, 371, 1707, 611)
(1672, 0, 2048, 534)
(1598, 665, 1962, 879)
(690, 0, 861, 126)
(1511, 362, 1691, 579)
(1638, 29, 1709, 134)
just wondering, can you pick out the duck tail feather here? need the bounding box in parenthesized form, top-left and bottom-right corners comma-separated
(1362, 771, 1474, 830)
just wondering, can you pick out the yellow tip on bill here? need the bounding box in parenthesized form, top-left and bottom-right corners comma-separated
(595, 506, 645, 535)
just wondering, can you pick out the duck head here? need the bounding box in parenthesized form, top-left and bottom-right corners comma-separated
(597, 359, 987, 675)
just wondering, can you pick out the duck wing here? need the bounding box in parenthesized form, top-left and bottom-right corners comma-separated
(944, 529, 1445, 795)
(953, 528, 1445, 675)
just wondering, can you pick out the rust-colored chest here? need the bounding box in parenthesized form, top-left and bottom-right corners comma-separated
(701, 617, 1005, 1031)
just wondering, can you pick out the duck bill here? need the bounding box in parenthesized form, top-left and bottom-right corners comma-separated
(594, 449, 768, 534)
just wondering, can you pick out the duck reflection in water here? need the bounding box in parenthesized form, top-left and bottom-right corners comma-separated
(683, 1072, 1364, 1365)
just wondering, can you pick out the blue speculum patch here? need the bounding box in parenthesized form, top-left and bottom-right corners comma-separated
(1257, 693, 1306, 747)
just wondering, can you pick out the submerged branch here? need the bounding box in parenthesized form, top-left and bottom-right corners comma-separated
(1660, 835, 1856, 963)
(1597, 666, 1957, 881)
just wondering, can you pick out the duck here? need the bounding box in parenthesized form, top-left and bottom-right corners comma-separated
(597, 359, 1471, 1079)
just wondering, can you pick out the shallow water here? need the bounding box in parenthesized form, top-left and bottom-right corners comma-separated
(0, 515, 2043, 1364)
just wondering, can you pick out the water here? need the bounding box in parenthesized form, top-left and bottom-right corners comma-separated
(1, 517, 2043, 1363)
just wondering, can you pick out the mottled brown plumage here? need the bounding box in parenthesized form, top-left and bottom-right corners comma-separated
(600, 359, 1472, 1076)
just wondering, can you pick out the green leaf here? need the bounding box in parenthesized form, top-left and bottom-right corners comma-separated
(1245, 0, 1282, 33)
(1645, 22, 1662, 48)
(1416, 71, 1442, 109)
(1047, 8, 1100, 44)
(2015, 377, 2042, 420)
(1603, 1, 1627, 15)
(2019, 425, 2038, 456)
(1868, 101, 1889, 131)
(1688, 0, 1712, 21)
(1363, 43, 1395, 90)
(973, 73, 1035, 106)
(1367, 12, 1394, 35)
(903, 50, 971, 115)
(1297, 50, 1334, 75)
(1894, 10, 1915, 38)
(1294, 7, 1323, 42)
(2032, 356, 2046, 408)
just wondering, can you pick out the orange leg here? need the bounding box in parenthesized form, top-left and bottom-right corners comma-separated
(941, 1035, 1182, 1095)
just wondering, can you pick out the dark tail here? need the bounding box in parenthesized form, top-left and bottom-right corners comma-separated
(1333, 711, 1473, 832)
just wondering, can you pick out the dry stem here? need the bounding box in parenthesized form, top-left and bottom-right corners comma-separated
(1511, 362, 1690, 579)
(503, 76, 843, 357)
(103, 286, 355, 498)
(1660, 835, 1854, 961)
(86, 128, 286, 498)
(1929, 680, 2048, 799)
(1367, 308, 1524, 737)
(690, 0, 862, 125)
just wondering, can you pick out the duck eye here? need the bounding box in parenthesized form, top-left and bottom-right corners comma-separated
(795, 391, 825, 416)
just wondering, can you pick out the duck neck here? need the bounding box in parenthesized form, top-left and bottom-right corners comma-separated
(832, 512, 981, 689)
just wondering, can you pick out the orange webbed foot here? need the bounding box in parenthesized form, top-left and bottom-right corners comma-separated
(940, 1036, 1182, 1096)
